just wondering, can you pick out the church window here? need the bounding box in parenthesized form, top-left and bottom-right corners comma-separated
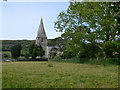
(41, 38, 43, 42)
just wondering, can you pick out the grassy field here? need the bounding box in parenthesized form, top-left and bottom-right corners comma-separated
(0, 62, 2, 89)
(2, 61, 118, 88)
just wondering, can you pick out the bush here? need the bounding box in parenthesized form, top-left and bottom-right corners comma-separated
(79, 43, 101, 59)
(24, 53, 29, 59)
(107, 58, 119, 65)
(11, 44, 21, 59)
(79, 58, 119, 65)
(104, 41, 120, 58)
(29, 43, 45, 58)
(61, 51, 75, 59)
(50, 52, 57, 59)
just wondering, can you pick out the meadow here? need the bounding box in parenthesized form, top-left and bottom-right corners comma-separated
(2, 61, 118, 88)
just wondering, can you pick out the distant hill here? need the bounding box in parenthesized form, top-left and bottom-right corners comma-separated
(1, 39, 56, 51)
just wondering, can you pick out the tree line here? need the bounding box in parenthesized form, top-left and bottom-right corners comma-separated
(10, 41, 45, 59)
(2, 39, 62, 59)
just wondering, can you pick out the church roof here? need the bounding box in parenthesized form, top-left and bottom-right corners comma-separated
(37, 18, 47, 38)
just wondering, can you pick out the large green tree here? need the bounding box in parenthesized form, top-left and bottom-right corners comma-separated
(54, 2, 120, 58)
(11, 44, 21, 59)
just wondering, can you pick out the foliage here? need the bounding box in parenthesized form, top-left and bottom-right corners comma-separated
(79, 43, 102, 58)
(51, 58, 119, 65)
(50, 52, 57, 59)
(24, 53, 29, 59)
(2, 39, 57, 52)
(50, 48, 58, 58)
(35, 45, 45, 57)
(103, 41, 120, 58)
(2, 53, 10, 59)
(51, 58, 80, 64)
(11, 44, 21, 59)
(2, 51, 11, 59)
(29, 42, 45, 58)
(54, 2, 120, 59)
(21, 44, 29, 59)
(61, 50, 75, 59)
(2, 40, 32, 51)
(47, 37, 66, 52)
(53, 37, 66, 51)
(54, 52, 63, 59)
(28, 41, 34, 55)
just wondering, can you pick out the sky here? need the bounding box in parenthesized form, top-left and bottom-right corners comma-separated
(1, 2, 69, 40)
(0, 2, 2, 40)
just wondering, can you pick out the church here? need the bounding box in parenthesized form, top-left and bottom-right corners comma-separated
(35, 18, 60, 58)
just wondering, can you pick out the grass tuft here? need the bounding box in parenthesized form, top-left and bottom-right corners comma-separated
(48, 63, 53, 67)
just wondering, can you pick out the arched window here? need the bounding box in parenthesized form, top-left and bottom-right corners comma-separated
(41, 38, 43, 42)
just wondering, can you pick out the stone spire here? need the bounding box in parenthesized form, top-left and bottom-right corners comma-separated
(37, 18, 47, 38)
(35, 18, 47, 58)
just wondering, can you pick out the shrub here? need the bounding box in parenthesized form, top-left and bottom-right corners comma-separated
(48, 63, 53, 67)
(79, 58, 119, 65)
(50, 52, 57, 59)
(104, 41, 120, 58)
(61, 51, 75, 59)
(79, 43, 101, 59)
(24, 53, 29, 59)
(29, 42, 45, 58)
(11, 44, 21, 59)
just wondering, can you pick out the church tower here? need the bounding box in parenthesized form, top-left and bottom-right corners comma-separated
(35, 18, 47, 58)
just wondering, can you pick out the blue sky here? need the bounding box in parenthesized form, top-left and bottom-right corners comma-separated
(2, 2, 69, 40)
(0, 2, 2, 40)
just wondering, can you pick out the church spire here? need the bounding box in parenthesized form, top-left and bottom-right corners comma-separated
(37, 18, 47, 37)
(35, 18, 47, 58)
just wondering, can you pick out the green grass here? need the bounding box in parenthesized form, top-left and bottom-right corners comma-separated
(0, 62, 2, 89)
(51, 58, 119, 65)
(2, 61, 118, 88)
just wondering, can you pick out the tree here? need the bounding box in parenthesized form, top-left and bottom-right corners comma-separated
(11, 44, 21, 59)
(34, 45, 45, 58)
(29, 43, 45, 58)
(29, 41, 35, 55)
(54, 2, 119, 59)
(53, 37, 66, 51)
